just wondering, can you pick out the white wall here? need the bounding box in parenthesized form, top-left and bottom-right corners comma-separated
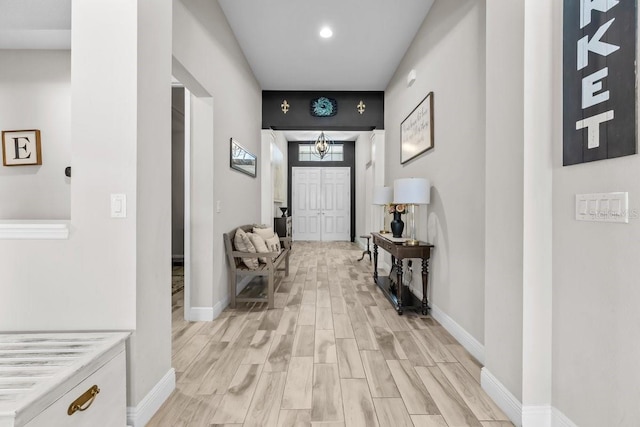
(355, 131, 373, 244)
(0, 0, 138, 331)
(173, 0, 262, 313)
(130, 0, 173, 411)
(550, 2, 640, 425)
(273, 131, 288, 216)
(0, 50, 71, 220)
(385, 0, 487, 343)
(484, 0, 525, 404)
(261, 130, 289, 224)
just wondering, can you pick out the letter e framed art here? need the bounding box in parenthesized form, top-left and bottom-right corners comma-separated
(563, 0, 637, 166)
(2, 130, 42, 166)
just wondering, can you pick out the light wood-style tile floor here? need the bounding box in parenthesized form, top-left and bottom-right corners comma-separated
(148, 241, 513, 427)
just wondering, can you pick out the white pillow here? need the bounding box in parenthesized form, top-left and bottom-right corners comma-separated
(234, 228, 259, 270)
(253, 226, 275, 240)
(248, 233, 269, 263)
(265, 234, 281, 255)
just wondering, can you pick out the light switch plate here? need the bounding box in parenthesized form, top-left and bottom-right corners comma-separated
(575, 192, 628, 223)
(111, 194, 127, 218)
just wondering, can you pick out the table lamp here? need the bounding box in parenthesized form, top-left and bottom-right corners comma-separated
(393, 178, 430, 245)
(373, 186, 393, 233)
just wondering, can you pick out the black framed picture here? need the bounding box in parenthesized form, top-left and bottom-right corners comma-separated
(401, 92, 434, 164)
(230, 138, 257, 177)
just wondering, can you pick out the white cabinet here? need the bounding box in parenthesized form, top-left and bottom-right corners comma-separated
(0, 332, 129, 427)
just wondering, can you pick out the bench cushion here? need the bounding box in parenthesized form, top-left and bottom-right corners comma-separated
(234, 228, 259, 270)
(253, 226, 276, 241)
(248, 233, 269, 263)
(265, 234, 281, 254)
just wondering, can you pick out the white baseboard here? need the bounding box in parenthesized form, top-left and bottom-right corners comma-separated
(212, 296, 230, 320)
(552, 407, 579, 427)
(189, 306, 214, 321)
(480, 368, 579, 427)
(127, 368, 175, 427)
(429, 304, 485, 365)
(522, 405, 551, 427)
(481, 368, 523, 426)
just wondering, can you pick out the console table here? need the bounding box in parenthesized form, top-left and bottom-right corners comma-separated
(371, 232, 434, 315)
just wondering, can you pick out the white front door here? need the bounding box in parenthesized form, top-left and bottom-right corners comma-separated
(292, 167, 350, 241)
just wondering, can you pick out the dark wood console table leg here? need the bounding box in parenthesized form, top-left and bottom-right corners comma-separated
(396, 258, 404, 315)
(373, 243, 378, 282)
(421, 258, 430, 315)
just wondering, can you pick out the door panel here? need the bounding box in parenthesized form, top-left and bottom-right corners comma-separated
(293, 168, 321, 241)
(293, 167, 350, 241)
(321, 168, 350, 241)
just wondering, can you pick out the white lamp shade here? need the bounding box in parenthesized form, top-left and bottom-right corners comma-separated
(393, 178, 430, 204)
(372, 186, 393, 205)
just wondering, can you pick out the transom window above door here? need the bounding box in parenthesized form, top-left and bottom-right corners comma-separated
(298, 143, 344, 162)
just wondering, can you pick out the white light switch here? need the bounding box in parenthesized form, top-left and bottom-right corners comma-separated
(216, 200, 221, 213)
(111, 194, 127, 218)
(575, 192, 628, 223)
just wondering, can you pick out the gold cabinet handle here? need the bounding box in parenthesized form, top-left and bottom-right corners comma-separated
(67, 385, 100, 416)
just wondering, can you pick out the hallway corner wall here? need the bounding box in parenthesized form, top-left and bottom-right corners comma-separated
(484, 0, 525, 406)
(385, 0, 487, 349)
(173, 0, 262, 313)
(550, 1, 640, 425)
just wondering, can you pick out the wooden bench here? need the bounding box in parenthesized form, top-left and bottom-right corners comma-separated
(223, 225, 291, 309)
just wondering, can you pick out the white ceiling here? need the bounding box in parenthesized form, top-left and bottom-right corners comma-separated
(0, 0, 434, 90)
(217, 0, 434, 91)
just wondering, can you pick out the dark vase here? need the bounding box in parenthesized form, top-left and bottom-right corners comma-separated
(390, 212, 404, 238)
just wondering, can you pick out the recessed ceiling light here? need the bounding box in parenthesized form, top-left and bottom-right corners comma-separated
(319, 27, 333, 38)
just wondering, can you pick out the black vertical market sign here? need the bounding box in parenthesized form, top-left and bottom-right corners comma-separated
(563, 0, 637, 166)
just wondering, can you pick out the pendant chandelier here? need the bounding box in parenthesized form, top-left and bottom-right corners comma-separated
(313, 131, 333, 160)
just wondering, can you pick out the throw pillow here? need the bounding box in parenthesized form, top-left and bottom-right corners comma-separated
(234, 228, 259, 270)
(253, 226, 275, 241)
(248, 233, 269, 263)
(265, 234, 281, 255)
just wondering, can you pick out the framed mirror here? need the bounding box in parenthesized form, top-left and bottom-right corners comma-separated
(230, 138, 257, 177)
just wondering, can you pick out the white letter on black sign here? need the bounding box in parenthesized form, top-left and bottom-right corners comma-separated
(576, 111, 614, 149)
(582, 67, 610, 108)
(577, 18, 620, 70)
(581, 0, 619, 28)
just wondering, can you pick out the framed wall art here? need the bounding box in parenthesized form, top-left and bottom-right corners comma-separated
(2, 129, 42, 166)
(230, 138, 257, 177)
(562, 0, 637, 165)
(401, 92, 434, 164)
